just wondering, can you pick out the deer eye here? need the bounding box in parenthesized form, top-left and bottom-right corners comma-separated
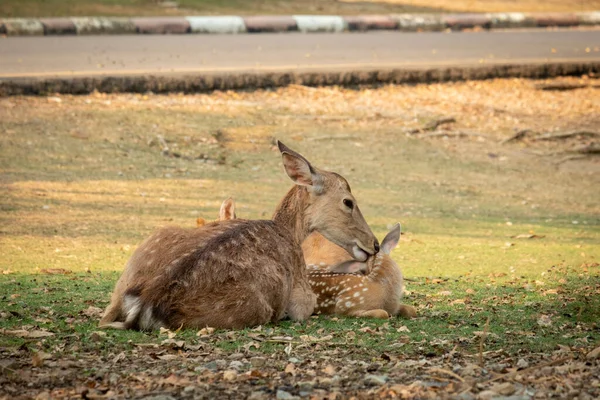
(343, 199, 354, 210)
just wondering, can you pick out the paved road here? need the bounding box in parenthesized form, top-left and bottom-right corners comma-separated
(0, 30, 599, 79)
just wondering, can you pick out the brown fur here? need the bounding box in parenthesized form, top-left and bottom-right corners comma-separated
(125, 218, 307, 329)
(100, 141, 378, 330)
(303, 232, 353, 269)
(99, 198, 234, 328)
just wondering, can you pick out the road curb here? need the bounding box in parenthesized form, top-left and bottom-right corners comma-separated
(1, 12, 599, 36)
(1, 61, 598, 96)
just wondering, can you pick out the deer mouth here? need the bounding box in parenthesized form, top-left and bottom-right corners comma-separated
(351, 243, 370, 262)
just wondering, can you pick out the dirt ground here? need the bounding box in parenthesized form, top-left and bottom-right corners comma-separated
(1, 76, 599, 399)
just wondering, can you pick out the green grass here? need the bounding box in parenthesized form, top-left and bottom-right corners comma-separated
(1, 267, 598, 358)
(0, 88, 599, 397)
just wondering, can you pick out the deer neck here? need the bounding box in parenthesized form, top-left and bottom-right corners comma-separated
(272, 185, 311, 246)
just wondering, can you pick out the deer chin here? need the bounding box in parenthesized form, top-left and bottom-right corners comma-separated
(351, 244, 369, 262)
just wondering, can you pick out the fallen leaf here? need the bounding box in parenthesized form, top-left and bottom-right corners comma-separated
(161, 374, 192, 386)
(323, 364, 336, 376)
(82, 306, 104, 318)
(157, 354, 179, 361)
(31, 351, 52, 367)
(223, 370, 237, 381)
(197, 327, 215, 336)
(243, 341, 261, 351)
(160, 327, 177, 339)
(586, 346, 600, 360)
(112, 352, 126, 364)
(359, 327, 376, 333)
(247, 369, 265, 379)
(161, 338, 185, 349)
(284, 342, 292, 356)
(2, 329, 55, 338)
(491, 382, 516, 396)
(284, 363, 296, 375)
(537, 315, 552, 327)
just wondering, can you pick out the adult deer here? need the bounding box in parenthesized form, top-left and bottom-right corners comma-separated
(100, 141, 379, 330)
(307, 224, 416, 319)
(99, 199, 236, 328)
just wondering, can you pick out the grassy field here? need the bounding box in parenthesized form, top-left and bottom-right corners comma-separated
(1, 0, 599, 18)
(0, 0, 445, 18)
(1, 78, 599, 398)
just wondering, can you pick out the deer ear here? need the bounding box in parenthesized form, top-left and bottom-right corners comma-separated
(381, 223, 401, 255)
(328, 260, 368, 274)
(278, 141, 323, 192)
(219, 197, 236, 221)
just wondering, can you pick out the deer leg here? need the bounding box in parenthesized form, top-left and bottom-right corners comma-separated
(99, 272, 129, 327)
(348, 309, 390, 319)
(286, 284, 317, 321)
(397, 304, 417, 319)
(99, 295, 124, 327)
(99, 321, 126, 330)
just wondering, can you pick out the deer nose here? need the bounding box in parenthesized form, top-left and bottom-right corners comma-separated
(374, 239, 380, 253)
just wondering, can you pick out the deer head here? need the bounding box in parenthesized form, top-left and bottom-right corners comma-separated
(277, 141, 379, 261)
(328, 223, 401, 274)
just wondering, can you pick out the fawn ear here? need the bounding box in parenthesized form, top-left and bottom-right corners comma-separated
(196, 217, 207, 227)
(278, 140, 323, 193)
(219, 197, 236, 221)
(381, 223, 401, 255)
(328, 260, 368, 274)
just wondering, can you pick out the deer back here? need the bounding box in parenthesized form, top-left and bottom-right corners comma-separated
(123, 219, 304, 330)
(99, 198, 237, 328)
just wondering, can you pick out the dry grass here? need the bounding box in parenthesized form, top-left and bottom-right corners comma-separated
(340, 0, 600, 13)
(1, 77, 599, 278)
(1, 78, 599, 399)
